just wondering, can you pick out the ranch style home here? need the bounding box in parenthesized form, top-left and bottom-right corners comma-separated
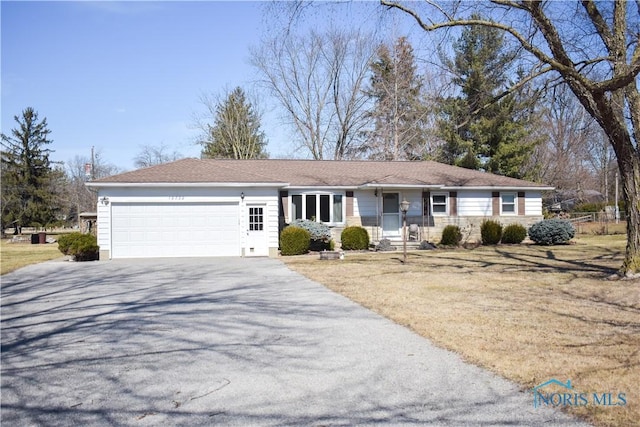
(87, 158, 553, 259)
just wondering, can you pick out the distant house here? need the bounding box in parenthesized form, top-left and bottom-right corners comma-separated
(87, 158, 552, 259)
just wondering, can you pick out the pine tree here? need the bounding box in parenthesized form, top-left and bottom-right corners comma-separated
(200, 87, 268, 159)
(436, 17, 539, 178)
(364, 37, 428, 160)
(1, 107, 64, 230)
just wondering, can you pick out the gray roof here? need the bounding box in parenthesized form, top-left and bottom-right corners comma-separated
(89, 158, 552, 189)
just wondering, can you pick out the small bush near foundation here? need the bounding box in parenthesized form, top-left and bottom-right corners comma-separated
(528, 219, 575, 245)
(481, 220, 503, 245)
(58, 233, 99, 261)
(440, 225, 462, 246)
(340, 226, 370, 250)
(501, 223, 527, 244)
(280, 226, 310, 255)
(57, 233, 80, 255)
(290, 219, 332, 251)
(290, 219, 331, 242)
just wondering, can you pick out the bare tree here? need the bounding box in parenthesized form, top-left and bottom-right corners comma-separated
(252, 28, 377, 160)
(133, 143, 183, 168)
(380, 0, 640, 275)
(64, 151, 120, 226)
(531, 85, 601, 194)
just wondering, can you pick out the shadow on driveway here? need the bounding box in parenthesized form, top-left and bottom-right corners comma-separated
(1, 258, 590, 426)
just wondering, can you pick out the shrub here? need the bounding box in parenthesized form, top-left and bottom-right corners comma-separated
(58, 233, 99, 261)
(70, 234, 100, 261)
(280, 226, 310, 255)
(481, 220, 503, 245)
(528, 219, 575, 245)
(340, 226, 370, 250)
(290, 219, 332, 251)
(501, 223, 527, 244)
(57, 233, 81, 255)
(439, 225, 462, 246)
(290, 219, 331, 242)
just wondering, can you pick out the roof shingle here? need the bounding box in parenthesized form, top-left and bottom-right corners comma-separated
(89, 158, 551, 189)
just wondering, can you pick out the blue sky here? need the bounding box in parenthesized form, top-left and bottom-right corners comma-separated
(1, 1, 283, 171)
(2, 1, 428, 172)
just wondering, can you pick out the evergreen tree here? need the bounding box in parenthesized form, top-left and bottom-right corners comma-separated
(436, 17, 539, 178)
(200, 87, 268, 159)
(364, 37, 428, 160)
(1, 107, 64, 230)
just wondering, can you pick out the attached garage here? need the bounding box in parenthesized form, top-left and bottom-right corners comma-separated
(111, 202, 241, 258)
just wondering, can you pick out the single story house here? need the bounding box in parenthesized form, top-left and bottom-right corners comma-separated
(87, 158, 553, 259)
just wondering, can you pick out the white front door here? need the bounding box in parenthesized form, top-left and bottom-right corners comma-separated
(246, 205, 268, 256)
(382, 193, 401, 236)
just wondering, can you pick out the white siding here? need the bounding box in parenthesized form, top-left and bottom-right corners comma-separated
(353, 190, 377, 217)
(354, 190, 423, 217)
(96, 186, 279, 258)
(525, 191, 543, 215)
(457, 191, 493, 216)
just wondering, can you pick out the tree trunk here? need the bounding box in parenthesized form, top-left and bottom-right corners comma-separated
(618, 153, 640, 276)
(567, 85, 640, 276)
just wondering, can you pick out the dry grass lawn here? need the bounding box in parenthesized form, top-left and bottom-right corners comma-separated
(283, 235, 639, 427)
(1, 239, 62, 275)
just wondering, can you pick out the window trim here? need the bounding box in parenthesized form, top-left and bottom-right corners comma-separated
(431, 192, 449, 216)
(289, 192, 346, 225)
(501, 192, 517, 215)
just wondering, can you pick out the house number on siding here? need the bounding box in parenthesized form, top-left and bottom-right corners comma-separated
(169, 196, 184, 201)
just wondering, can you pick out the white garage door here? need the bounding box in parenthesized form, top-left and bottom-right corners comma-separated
(111, 203, 240, 258)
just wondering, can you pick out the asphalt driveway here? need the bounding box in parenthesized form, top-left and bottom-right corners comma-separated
(1, 257, 589, 426)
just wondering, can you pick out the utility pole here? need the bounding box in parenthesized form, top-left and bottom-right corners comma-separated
(91, 146, 95, 180)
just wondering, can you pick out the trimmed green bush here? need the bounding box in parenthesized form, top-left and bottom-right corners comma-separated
(439, 225, 462, 246)
(481, 219, 503, 245)
(340, 226, 370, 250)
(280, 226, 310, 255)
(501, 223, 527, 244)
(57, 233, 80, 255)
(290, 219, 332, 251)
(290, 219, 331, 242)
(528, 219, 575, 245)
(58, 232, 99, 261)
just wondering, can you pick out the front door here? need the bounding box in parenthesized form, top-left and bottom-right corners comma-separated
(246, 205, 268, 256)
(382, 193, 401, 237)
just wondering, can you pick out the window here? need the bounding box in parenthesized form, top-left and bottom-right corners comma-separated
(249, 207, 264, 231)
(431, 193, 448, 215)
(320, 194, 330, 222)
(305, 195, 316, 220)
(292, 195, 303, 220)
(333, 195, 343, 222)
(290, 193, 345, 224)
(501, 193, 516, 214)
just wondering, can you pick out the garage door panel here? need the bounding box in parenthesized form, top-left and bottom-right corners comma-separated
(111, 202, 240, 258)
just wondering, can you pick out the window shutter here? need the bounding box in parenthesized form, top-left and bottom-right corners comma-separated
(449, 191, 457, 216)
(346, 191, 354, 217)
(518, 192, 525, 215)
(492, 192, 500, 216)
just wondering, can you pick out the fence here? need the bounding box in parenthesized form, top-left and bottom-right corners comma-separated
(562, 211, 627, 235)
